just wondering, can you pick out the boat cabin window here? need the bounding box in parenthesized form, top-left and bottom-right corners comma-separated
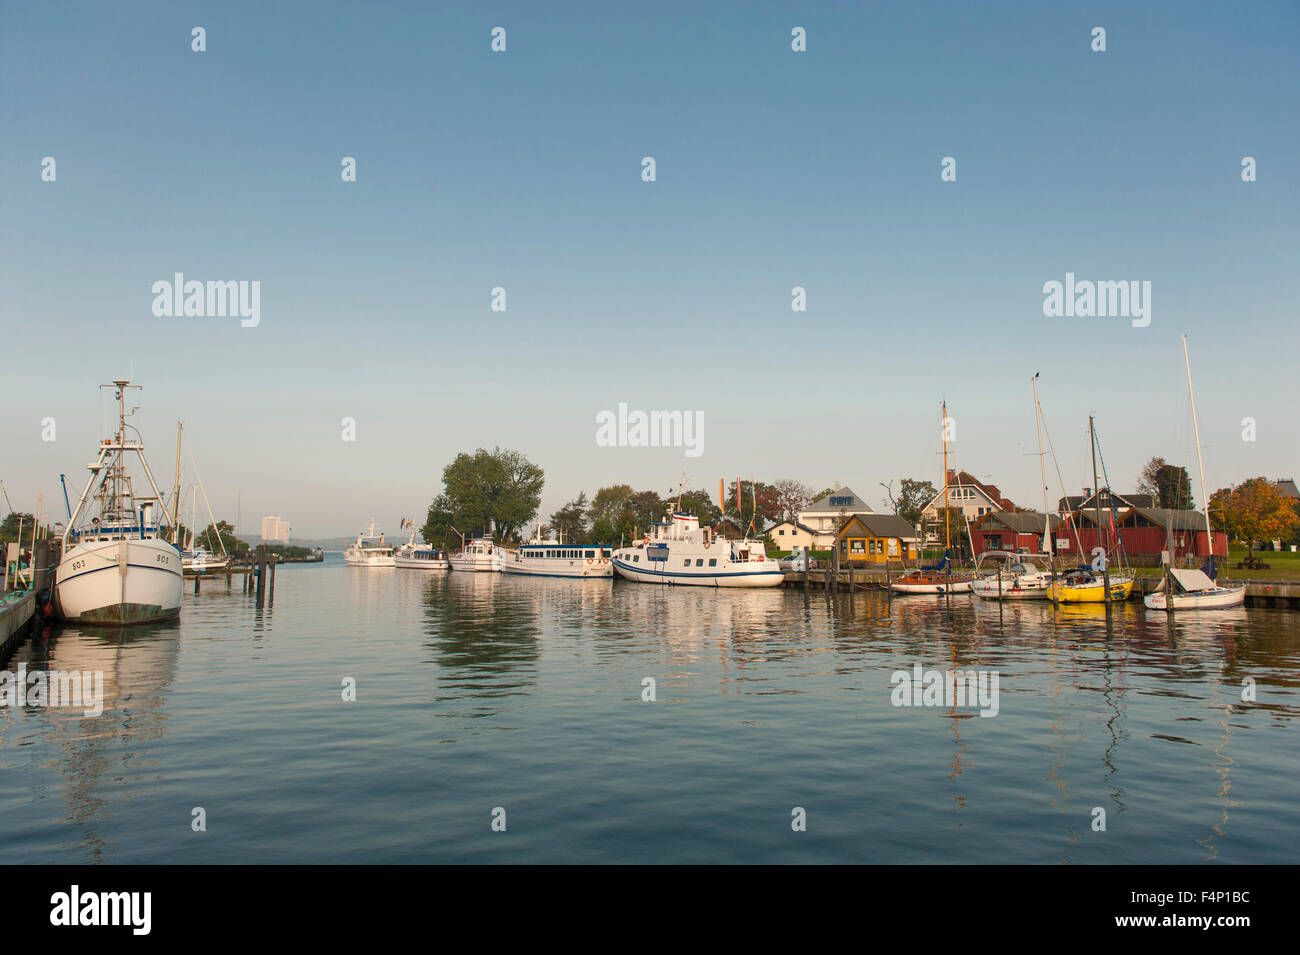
(708, 558, 717, 567)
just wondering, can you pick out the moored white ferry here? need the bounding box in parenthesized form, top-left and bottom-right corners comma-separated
(505, 539, 613, 578)
(344, 520, 396, 566)
(449, 537, 504, 573)
(611, 512, 784, 587)
(54, 380, 184, 625)
(394, 529, 449, 570)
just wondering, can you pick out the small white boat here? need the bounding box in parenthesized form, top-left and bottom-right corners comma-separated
(344, 520, 396, 567)
(181, 546, 230, 573)
(1144, 567, 1246, 611)
(449, 537, 504, 573)
(611, 512, 784, 587)
(54, 380, 184, 625)
(394, 529, 449, 570)
(505, 537, 613, 578)
(971, 550, 1054, 600)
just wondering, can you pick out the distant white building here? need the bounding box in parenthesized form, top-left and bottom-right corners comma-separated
(261, 516, 291, 543)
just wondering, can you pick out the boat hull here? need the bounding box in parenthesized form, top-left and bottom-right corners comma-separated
(890, 574, 974, 595)
(448, 555, 504, 572)
(344, 555, 395, 567)
(504, 557, 612, 578)
(1144, 586, 1246, 611)
(972, 576, 1053, 600)
(1050, 577, 1134, 603)
(611, 557, 784, 587)
(394, 555, 449, 570)
(54, 538, 183, 625)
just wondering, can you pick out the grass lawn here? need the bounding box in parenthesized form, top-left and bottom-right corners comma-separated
(1131, 545, 1300, 581)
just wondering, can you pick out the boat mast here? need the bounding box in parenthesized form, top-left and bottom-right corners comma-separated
(941, 400, 950, 554)
(1090, 415, 1111, 601)
(1181, 335, 1214, 561)
(1031, 374, 1052, 555)
(171, 420, 183, 543)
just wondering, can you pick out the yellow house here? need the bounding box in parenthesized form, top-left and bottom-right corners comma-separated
(836, 514, 919, 564)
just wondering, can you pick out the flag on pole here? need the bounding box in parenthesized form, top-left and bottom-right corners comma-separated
(718, 478, 725, 513)
(735, 479, 742, 521)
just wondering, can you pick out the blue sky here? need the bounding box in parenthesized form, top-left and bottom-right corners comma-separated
(2, 1, 1297, 537)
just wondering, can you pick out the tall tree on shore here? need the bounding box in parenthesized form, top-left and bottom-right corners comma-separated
(422, 447, 544, 546)
(894, 478, 938, 528)
(1211, 477, 1298, 561)
(587, 484, 634, 529)
(1137, 457, 1166, 497)
(771, 479, 813, 520)
(550, 492, 589, 544)
(1154, 464, 1195, 510)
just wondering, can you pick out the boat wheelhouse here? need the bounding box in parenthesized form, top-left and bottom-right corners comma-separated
(970, 550, 1054, 600)
(448, 537, 504, 573)
(394, 528, 449, 569)
(611, 512, 784, 587)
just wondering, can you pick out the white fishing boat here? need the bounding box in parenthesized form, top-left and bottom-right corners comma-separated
(181, 546, 230, 573)
(505, 534, 613, 578)
(448, 537, 505, 572)
(1144, 336, 1246, 611)
(54, 380, 184, 625)
(394, 529, 450, 570)
(971, 551, 1055, 600)
(611, 511, 784, 587)
(344, 520, 396, 566)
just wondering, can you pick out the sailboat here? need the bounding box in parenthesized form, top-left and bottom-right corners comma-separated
(1049, 417, 1134, 603)
(974, 375, 1057, 601)
(53, 380, 184, 625)
(891, 401, 973, 594)
(1144, 337, 1246, 611)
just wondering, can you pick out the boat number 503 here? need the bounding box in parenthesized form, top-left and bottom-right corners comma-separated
(156, 554, 169, 565)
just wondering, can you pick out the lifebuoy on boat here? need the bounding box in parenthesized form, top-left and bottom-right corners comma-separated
(587, 558, 593, 564)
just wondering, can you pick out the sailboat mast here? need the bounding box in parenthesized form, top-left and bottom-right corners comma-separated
(1181, 335, 1213, 547)
(171, 421, 183, 543)
(1032, 374, 1051, 555)
(941, 400, 950, 552)
(1090, 416, 1104, 551)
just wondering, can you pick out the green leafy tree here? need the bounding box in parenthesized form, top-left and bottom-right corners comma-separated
(193, 520, 240, 555)
(587, 485, 634, 528)
(1155, 464, 1194, 510)
(550, 492, 589, 544)
(895, 478, 938, 528)
(422, 447, 544, 546)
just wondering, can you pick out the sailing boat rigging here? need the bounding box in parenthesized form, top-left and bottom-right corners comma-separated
(891, 400, 974, 594)
(1144, 337, 1246, 610)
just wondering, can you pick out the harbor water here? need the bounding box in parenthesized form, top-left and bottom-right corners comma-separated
(1, 554, 1296, 864)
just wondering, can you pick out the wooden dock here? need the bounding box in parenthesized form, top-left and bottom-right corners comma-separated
(0, 590, 37, 660)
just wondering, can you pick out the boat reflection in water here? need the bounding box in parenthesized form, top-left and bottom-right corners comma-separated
(1, 619, 181, 863)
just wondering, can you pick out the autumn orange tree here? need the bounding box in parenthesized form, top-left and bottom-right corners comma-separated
(1209, 477, 1299, 560)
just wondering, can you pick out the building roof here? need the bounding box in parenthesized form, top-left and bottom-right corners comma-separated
(837, 513, 919, 541)
(801, 486, 874, 515)
(1276, 478, 1300, 499)
(1059, 489, 1156, 513)
(1126, 507, 1214, 531)
(924, 471, 1015, 511)
(972, 510, 1062, 534)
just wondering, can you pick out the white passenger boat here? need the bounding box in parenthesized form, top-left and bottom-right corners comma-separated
(394, 529, 450, 570)
(54, 380, 184, 625)
(611, 512, 784, 587)
(1143, 337, 1246, 612)
(505, 537, 613, 578)
(344, 520, 396, 566)
(971, 550, 1054, 600)
(448, 537, 504, 572)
